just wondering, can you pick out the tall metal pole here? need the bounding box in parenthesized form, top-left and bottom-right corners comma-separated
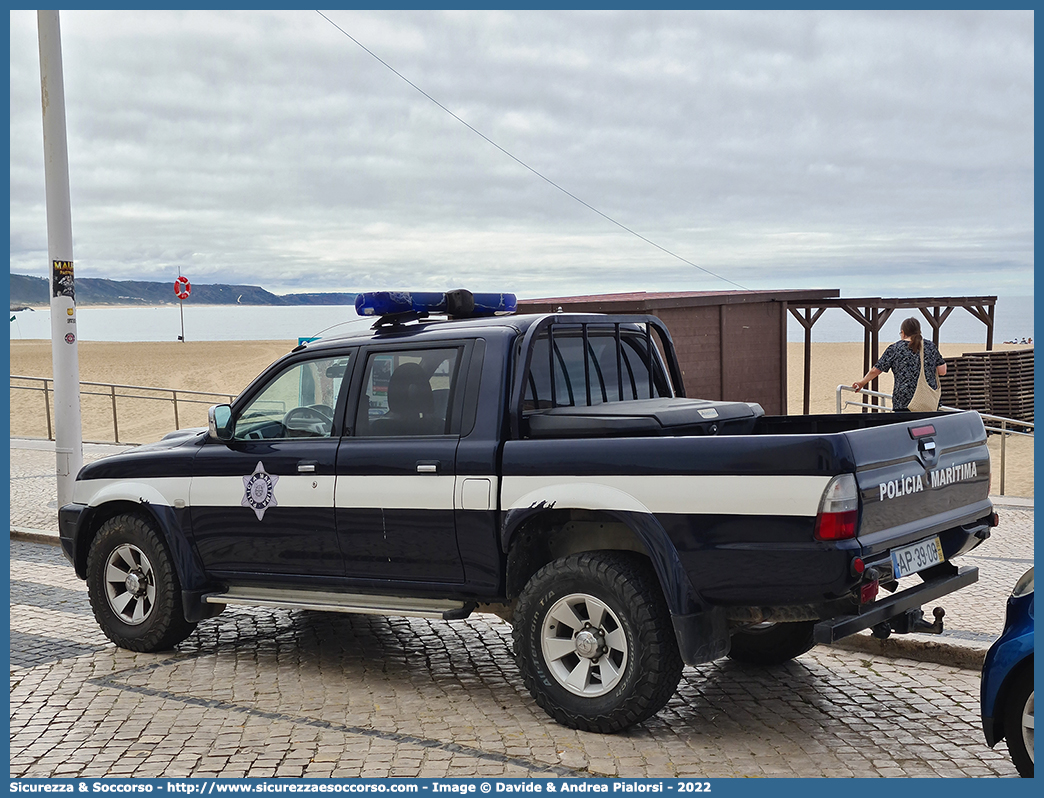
(178, 268, 185, 341)
(38, 10, 83, 506)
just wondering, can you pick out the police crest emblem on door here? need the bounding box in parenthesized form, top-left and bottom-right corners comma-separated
(242, 461, 279, 521)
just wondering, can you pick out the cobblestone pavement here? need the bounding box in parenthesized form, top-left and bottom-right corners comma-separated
(10, 540, 1020, 779)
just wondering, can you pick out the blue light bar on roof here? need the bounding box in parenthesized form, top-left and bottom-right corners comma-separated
(355, 290, 517, 319)
(469, 292, 517, 316)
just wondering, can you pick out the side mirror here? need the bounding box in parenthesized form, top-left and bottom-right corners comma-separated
(208, 404, 234, 442)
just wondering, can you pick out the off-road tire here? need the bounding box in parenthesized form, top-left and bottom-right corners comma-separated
(1004, 667, 1034, 778)
(727, 620, 817, 666)
(513, 551, 683, 733)
(86, 513, 197, 652)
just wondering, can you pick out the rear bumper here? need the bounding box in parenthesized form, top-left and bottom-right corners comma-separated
(812, 564, 978, 644)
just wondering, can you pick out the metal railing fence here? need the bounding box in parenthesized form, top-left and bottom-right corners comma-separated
(835, 384, 1033, 496)
(10, 375, 235, 445)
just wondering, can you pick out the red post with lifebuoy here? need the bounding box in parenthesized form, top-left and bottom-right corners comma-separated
(175, 275, 191, 341)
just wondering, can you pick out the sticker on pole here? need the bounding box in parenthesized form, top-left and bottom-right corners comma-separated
(174, 276, 191, 300)
(52, 260, 75, 300)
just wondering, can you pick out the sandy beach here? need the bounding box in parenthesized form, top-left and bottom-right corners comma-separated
(10, 338, 1033, 497)
(10, 340, 294, 448)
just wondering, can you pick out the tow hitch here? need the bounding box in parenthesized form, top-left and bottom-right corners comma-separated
(871, 606, 946, 639)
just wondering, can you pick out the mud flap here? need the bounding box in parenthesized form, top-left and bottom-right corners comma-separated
(672, 605, 730, 664)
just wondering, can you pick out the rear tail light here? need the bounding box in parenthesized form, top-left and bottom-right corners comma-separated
(815, 474, 859, 541)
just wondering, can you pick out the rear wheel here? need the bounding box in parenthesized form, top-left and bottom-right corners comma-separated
(727, 620, 817, 665)
(513, 552, 683, 733)
(86, 513, 197, 652)
(1005, 668, 1034, 778)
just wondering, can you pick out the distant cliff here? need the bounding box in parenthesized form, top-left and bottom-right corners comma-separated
(9, 274, 356, 307)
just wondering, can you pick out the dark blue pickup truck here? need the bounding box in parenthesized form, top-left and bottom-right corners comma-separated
(59, 290, 998, 732)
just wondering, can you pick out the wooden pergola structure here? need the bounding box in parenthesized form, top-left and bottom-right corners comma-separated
(518, 288, 833, 415)
(786, 296, 997, 413)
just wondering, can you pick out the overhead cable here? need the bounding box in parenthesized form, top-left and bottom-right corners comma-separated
(316, 10, 749, 291)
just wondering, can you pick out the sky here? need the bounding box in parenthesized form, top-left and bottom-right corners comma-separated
(8, 9, 1035, 299)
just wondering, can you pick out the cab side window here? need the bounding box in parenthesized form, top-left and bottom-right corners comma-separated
(233, 355, 350, 440)
(356, 348, 459, 437)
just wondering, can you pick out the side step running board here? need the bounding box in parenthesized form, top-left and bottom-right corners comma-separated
(204, 586, 475, 621)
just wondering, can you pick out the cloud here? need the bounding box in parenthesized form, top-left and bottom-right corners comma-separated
(9, 10, 1034, 298)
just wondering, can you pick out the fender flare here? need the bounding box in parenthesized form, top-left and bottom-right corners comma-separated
(76, 481, 210, 600)
(501, 482, 705, 617)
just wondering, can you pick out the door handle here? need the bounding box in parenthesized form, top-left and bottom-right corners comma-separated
(298, 461, 318, 473)
(416, 461, 440, 474)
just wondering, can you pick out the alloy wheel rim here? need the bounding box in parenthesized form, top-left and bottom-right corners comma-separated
(540, 592, 627, 697)
(103, 543, 156, 626)
(1022, 690, 1035, 765)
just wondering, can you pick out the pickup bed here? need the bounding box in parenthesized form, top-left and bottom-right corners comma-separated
(59, 293, 998, 732)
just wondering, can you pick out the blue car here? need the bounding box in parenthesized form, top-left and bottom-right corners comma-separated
(982, 566, 1034, 777)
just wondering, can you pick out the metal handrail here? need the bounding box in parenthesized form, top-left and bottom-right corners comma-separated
(10, 375, 235, 445)
(835, 384, 1033, 496)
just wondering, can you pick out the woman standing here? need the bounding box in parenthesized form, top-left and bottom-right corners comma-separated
(852, 317, 947, 411)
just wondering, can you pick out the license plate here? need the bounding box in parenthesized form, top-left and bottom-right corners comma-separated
(891, 536, 945, 579)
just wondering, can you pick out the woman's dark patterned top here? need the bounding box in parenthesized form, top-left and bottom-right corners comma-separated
(874, 339, 945, 410)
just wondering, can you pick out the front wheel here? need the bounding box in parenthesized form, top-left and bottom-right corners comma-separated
(1005, 668, 1034, 777)
(727, 620, 817, 666)
(86, 513, 197, 652)
(513, 552, 683, 733)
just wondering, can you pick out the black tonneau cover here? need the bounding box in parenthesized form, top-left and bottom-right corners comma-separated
(525, 397, 764, 438)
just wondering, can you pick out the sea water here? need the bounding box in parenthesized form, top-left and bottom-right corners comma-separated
(8, 304, 369, 343)
(8, 295, 1034, 344)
